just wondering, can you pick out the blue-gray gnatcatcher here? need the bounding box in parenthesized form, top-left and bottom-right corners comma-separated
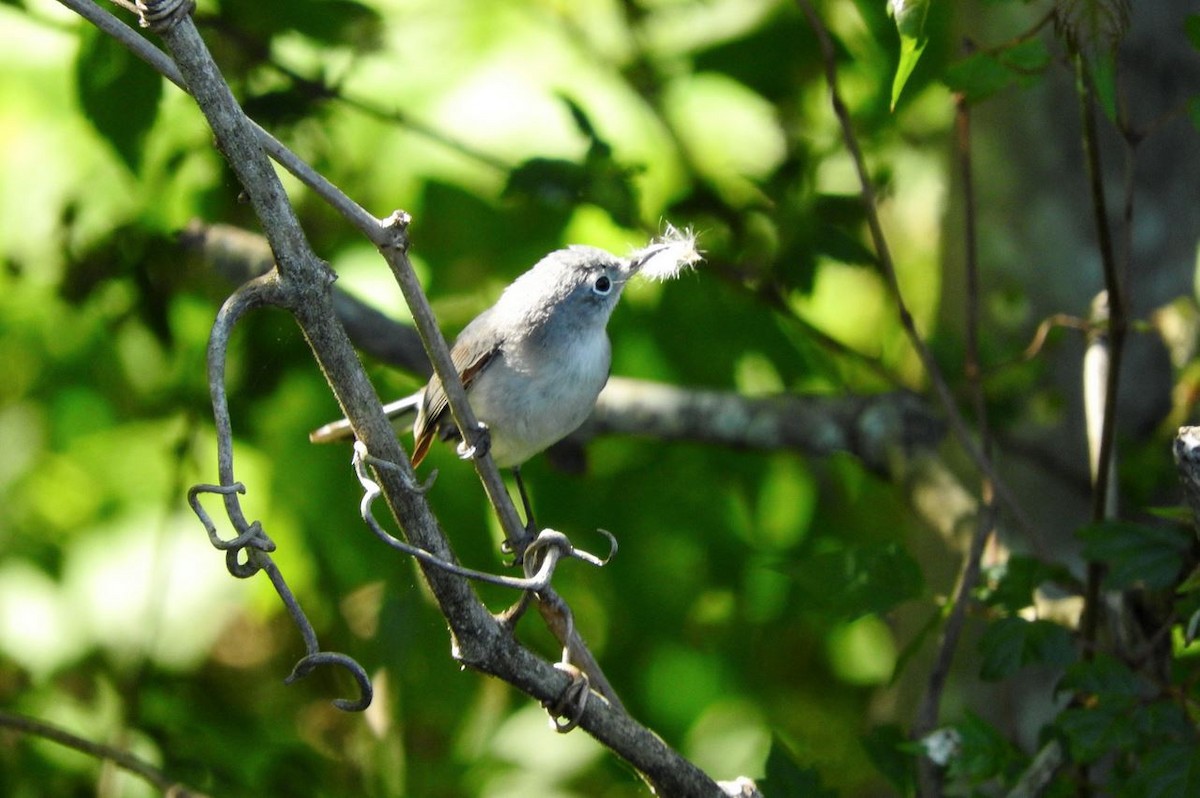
(311, 227, 700, 526)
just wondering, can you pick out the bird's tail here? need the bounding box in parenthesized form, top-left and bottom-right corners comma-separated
(308, 393, 423, 443)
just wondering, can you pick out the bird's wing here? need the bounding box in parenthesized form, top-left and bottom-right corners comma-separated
(411, 312, 504, 466)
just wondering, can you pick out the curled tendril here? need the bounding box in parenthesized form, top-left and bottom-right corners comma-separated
(134, 0, 194, 32)
(545, 662, 590, 733)
(187, 482, 275, 557)
(286, 652, 374, 713)
(352, 443, 614, 592)
(188, 278, 372, 712)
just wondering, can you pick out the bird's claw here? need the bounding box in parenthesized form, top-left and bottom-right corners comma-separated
(456, 422, 491, 461)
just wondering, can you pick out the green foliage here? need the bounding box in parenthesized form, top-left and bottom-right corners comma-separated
(764, 738, 838, 798)
(1077, 520, 1193, 590)
(943, 40, 1051, 103)
(6, 0, 1200, 796)
(945, 713, 1023, 786)
(978, 617, 1078, 681)
(74, 27, 163, 172)
(887, 0, 930, 110)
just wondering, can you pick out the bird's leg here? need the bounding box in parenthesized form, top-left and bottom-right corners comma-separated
(511, 466, 537, 533)
(498, 466, 539, 562)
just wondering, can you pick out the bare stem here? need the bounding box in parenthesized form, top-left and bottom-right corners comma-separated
(793, 0, 1043, 556)
(0, 710, 206, 798)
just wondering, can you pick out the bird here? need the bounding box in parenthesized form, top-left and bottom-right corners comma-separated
(311, 227, 700, 532)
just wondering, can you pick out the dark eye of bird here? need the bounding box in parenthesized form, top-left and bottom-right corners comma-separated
(593, 275, 612, 294)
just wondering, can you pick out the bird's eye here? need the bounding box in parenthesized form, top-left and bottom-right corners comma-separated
(592, 274, 613, 295)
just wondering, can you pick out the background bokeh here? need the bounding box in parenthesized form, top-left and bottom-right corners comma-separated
(3, 0, 1200, 795)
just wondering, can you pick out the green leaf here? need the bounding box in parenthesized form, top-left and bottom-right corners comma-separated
(764, 738, 837, 798)
(943, 52, 1014, 103)
(1077, 520, 1192, 590)
(861, 724, 917, 796)
(998, 38, 1051, 73)
(887, 0, 930, 110)
(788, 542, 924, 619)
(1187, 15, 1200, 52)
(1057, 654, 1145, 701)
(978, 617, 1077, 681)
(1057, 702, 1138, 764)
(890, 34, 927, 111)
(1126, 742, 1200, 797)
(1189, 96, 1200, 133)
(1089, 49, 1119, 124)
(74, 27, 163, 172)
(975, 555, 1079, 613)
(947, 712, 1023, 782)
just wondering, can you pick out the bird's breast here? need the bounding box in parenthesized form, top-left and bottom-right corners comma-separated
(467, 330, 611, 467)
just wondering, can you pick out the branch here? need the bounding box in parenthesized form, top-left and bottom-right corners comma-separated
(913, 94, 999, 796)
(181, 220, 946, 469)
(62, 0, 731, 793)
(793, 0, 1044, 556)
(1073, 46, 1128, 659)
(0, 710, 207, 798)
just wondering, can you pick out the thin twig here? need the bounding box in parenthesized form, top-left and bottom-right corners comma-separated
(913, 92, 998, 798)
(0, 710, 206, 798)
(1074, 49, 1128, 658)
(793, 0, 1045, 557)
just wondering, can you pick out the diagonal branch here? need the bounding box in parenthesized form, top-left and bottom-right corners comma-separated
(57, 0, 730, 793)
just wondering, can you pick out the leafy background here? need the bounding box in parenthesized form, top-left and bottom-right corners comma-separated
(2, 0, 1200, 795)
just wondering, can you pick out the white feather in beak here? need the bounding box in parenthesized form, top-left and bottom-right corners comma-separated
(627, 224, 703, 281)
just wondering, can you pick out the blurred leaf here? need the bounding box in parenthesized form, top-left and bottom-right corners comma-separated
(788, 542, 924, 619)
(1057, 701, 1138, 764)
(1089, 49, 1119, 124)
(1054, 0, 1131, 53)
(763, 737, 837, 798)
(216, 0, 383, 50)
(999, 38, 1051, 73)
(1077, 520, 1191, 590)
(504, 98, 641, 227)
(1189, 96, 1200, 133)
(1188, 15, 1200, 52)
(74, 27, 162, 172)
(812, 226, 878, 267)
(243, 86, 327, 129)
(978, 617, 1077, 681)
(861, 724, 917, 795)
(944, 52, 1016, 103)
(1126, 743, 1200, 797)
(289, 0, 383, 50)
(975, 556, 1079, 613)
(692, 10, 816, 103)
(947, 713, 1022, 783)
(1057, 654, 1145, 701)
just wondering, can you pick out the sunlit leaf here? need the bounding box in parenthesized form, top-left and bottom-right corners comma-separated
(887, 0, 930, 110)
